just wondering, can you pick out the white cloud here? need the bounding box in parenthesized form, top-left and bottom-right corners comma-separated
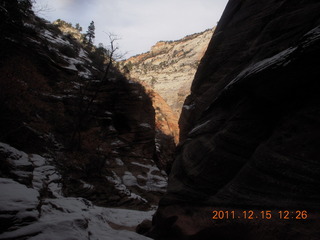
(34, 0, 229, 58)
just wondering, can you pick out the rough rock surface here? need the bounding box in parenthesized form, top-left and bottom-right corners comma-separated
(120, 28, 214, 116)
(145, 86, 178, 173)
(0, 143, 153, 239)
(149, 0, 320, 239)
(0, 6, 168, 211)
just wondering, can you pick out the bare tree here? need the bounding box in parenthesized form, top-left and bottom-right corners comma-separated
(69, 33, 124, 150)
(32, 1, 53, 15)
(102, 33, 128, 81)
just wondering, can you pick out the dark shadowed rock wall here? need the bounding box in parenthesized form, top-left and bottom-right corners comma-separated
(147, 0, 320, 239)
(0, 9, 169, 210)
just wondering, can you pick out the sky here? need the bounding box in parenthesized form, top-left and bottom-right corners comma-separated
(34, 0, 229, 59)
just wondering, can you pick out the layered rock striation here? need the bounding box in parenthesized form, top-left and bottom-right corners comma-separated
(120, 28, 214, 116)
(148, 0, 320, 239)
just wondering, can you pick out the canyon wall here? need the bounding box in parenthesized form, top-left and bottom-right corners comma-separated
(148, 0, 320, 239)
(121, 29, 214, 116)
(0, 8, 170, 212)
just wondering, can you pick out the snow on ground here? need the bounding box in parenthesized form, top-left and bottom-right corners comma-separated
(122, 171, 139, 187)
(106, 156, 167, 195)
(42, 29, 72, 46)
(0, 178, 39, 212)
(115, 158, 124, 166)
(78, 68, 92, 79)
(79, 48, 89, 59)
(111, 139, 125, 146)
(0, 142, 33, 184)
(0, 192, 153, 240)
(0, 142, 31, 167)
(61, 54, 86, 73)
(80, 180, 95, 190)
(104, 208, 155, 227)
(40, 27, 93, 79)
(155, 140, 161, 152)
(106, 171, 148, 203)
(41, 93, 64, 100)
(131, 162, 167, 192)
(0, 143, 153, 240)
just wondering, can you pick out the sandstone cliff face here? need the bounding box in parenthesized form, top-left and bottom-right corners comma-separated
(144, 86, 178, 173)
(53, 19, 83, 42)
(149, 0, 320, 239)
(120, 28, 214, 116)
(0, 7, 168, 214)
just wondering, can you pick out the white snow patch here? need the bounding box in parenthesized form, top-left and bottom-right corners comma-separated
(104, 207, 155, 227)
(0, 143, 153, 240)
(42, 29, 72, 46)
(0, 178, 39, 212)
(140, 123, 152, 129)
(111, 139, 124, 146)
(78, 68, 92, 79)
(128, 79, 136, 84)
(64, 64, 78, 71)
(41, 32, 93, 78)
(115, 158, 124, 166)
(31, 160, 62, 197)
(62, 55, 82, 72)
(301, 25, 320, 49)
(189, 120, 211, 135)
(130, 162, 167, 192)
(225, 26, 320, 92)
(226, 47, 297, 89)
(0, 196, 152, 240)
(23, 22, 35, 28)
(0, 142, 31, 167)
(105, 111, 113, 115)
(109, 125, 117, 132)
(42, 93, 64, 100)
(78, 48, 91, 62)
(0, 142, 34, 182)
(106, 171, 148, 203)
(183, 103, 195, 110)
(155, 142, 161, 152)
(122, 171, 138, 187)
(80, 180, 94, 190)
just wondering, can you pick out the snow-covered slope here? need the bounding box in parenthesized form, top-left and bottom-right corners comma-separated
(1, 10, 170, 210)
(0, 142, 153, 240)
